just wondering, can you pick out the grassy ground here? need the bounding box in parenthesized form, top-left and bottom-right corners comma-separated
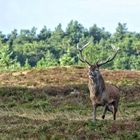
(0, 67, 140, 140)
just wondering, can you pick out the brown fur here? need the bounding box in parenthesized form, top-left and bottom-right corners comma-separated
(88, 66, 120, 121)
(77, 42, 120, 121)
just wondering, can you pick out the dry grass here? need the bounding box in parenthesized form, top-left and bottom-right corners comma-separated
(0, 66, 140, 87)
(0, 66, 140, 139)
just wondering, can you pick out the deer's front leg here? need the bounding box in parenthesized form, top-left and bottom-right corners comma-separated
(93, 104, 97, 121)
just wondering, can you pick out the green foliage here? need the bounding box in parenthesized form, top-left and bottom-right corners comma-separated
(113, 23, 128, 41)
(66, 20, 86, 44)
(89, 24, 111, 43)
(38, 26, 51, 41)
(0, 45, 21, 70)
(24, 59, 31, 69)
(0, 21, 140, 70)
(59, 49, 75, 66)
(130, 55, 140, 69)
(37, 51, 58, 68)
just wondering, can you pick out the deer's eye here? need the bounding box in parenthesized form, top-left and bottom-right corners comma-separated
(89, 71, 96, 77)
(89, 71, 92, 75)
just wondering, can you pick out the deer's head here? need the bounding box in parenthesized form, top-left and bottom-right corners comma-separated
(77, 42, 119, 81)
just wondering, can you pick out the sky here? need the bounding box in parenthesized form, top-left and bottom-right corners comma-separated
(0, 0, 140, 34)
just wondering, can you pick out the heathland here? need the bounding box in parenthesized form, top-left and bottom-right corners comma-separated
(0, 66, 140, 139)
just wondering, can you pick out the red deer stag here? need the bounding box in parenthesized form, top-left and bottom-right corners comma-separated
(77, 42, 120, 121)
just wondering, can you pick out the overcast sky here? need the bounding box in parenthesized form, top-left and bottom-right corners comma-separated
(0, 0, 140, 34)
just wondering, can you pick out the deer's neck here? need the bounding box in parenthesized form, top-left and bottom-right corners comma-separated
(89, 72, 105, 96)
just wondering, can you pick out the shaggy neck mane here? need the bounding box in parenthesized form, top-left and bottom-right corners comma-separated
(90, 71, 105, 96)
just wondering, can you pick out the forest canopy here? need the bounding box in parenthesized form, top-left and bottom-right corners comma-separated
(0, 21, 140, 70)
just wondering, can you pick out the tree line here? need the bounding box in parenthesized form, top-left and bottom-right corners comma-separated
(0, 20, 140, 70)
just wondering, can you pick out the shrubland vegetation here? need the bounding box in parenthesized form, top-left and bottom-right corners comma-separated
(0, 21, 140, 70)
(0, 67, 140, 139)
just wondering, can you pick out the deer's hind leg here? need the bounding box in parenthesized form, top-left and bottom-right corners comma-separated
(112, 101, 119, 120)
(102, 105, 108, 119)
(102, 104, 113, 119)
(107, 105, 113, 113)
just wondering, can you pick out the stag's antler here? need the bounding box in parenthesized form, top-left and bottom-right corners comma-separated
(97, 45, 119, 67)
(77, 42, 91, 66)
(77, 42, 119, 67)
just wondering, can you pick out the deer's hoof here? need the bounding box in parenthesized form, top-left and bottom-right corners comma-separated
(102, 115, 105, 119)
